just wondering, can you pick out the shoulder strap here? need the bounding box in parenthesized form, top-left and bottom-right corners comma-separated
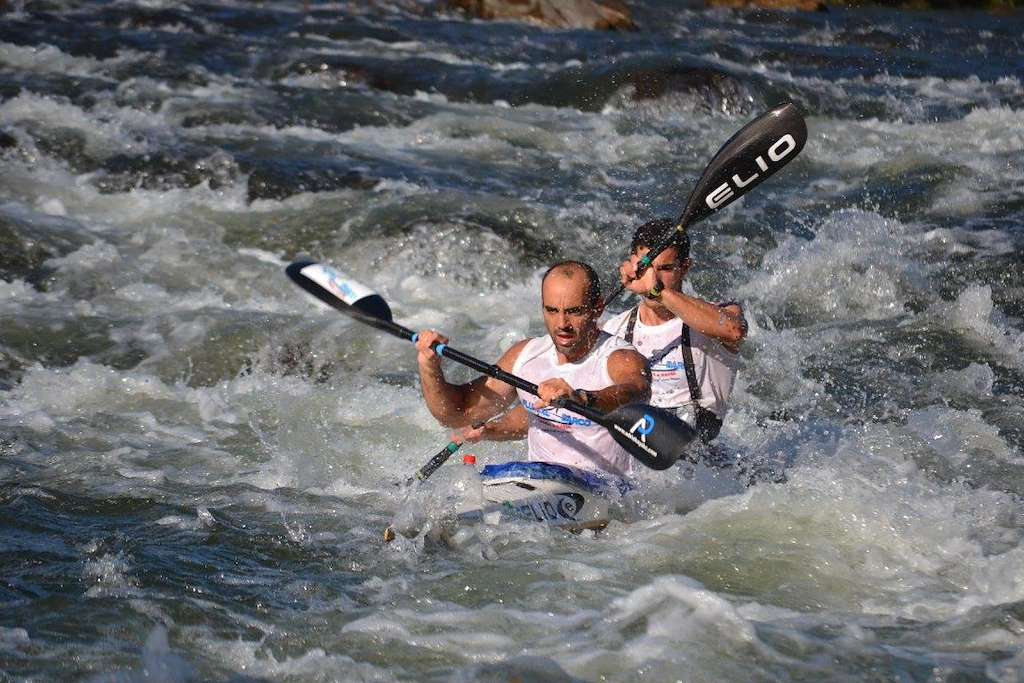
(624, 306, 639, 343)
(680, 325, 724, 443)
(679, 324, 702, 402)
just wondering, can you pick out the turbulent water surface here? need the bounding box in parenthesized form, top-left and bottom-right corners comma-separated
(2, 1, 1024, 680)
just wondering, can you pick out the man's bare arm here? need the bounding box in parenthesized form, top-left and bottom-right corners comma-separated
(658, 291, 747, 351)
(588, 348, 651, 411)
(416, 333, 527, 428)
(458, 404, 529, 443)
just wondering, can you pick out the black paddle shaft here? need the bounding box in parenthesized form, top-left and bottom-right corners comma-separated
(368, 315, 609, 426)
(284, 261, 607, 425)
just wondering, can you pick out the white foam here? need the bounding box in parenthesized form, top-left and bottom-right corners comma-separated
(930, 285, 1024, 365)
(0, 41, 140, 76)
(736, 209, 922, 323)
(83, 549, 139, 599)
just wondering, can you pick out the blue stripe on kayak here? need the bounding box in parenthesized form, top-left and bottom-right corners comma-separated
(479, 461, 628, 497)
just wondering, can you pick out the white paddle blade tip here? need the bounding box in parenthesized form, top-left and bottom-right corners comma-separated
(286, 260, 393, 321)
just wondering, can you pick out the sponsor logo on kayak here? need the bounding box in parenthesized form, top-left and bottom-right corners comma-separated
(705, 133, 799, 211)
(506, 492, 587, 522)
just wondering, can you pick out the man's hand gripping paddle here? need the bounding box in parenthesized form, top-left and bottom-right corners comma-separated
(286, 261, 697, 471)
(607, 102, 807, 302)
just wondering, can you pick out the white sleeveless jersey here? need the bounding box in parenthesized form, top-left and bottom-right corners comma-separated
(602, 308, 739, 419)
(512, 332, 637, 476)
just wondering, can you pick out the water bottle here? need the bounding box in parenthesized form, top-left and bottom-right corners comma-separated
(450, 453, 483, 514)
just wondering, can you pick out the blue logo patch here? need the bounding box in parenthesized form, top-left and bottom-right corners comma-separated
(521, 399, 594, 427)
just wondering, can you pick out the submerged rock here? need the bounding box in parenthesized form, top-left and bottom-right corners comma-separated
(449, 0, 636, 30)
(245, 162, 378, 202)
(93, 151, 239, 194)
(0, 129, 16, 150)
(0, 211, 93, 289)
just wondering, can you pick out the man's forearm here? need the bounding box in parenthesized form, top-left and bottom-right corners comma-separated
(480, 407, 528, 442)
(659, 289, 746, 346)
(586, 381, 650, 413)
(418, 362, 469, 427)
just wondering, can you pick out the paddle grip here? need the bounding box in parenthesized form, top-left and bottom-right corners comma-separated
(412, 440, 461, 483)
(604, 227, 679, 305)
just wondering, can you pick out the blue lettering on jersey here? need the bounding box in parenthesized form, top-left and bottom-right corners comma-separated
(520, 399, 594, 427)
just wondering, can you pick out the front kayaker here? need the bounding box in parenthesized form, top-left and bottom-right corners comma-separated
(414, 260, 650, 477)
(602, 218, 746, 442)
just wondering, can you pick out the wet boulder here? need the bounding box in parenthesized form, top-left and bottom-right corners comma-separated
(0, 129, 17, 150)
(245, 161, 378, 202)
(93, 150, 239, 194)
(0, 209, 94, 289)
(449, 0, 636, 30)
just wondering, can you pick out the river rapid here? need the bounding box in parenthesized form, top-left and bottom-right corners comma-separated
(1, 1, 1023, 681)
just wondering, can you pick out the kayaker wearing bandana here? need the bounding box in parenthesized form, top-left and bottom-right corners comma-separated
(414, 261, 651, 477)
(602, 218, 746, 443)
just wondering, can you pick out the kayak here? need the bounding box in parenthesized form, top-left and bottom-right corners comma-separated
(456, 461, 625, 531)
(387, 451, 778, 542)
(454, 453, 761, 530)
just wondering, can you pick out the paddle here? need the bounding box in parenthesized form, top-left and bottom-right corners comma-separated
(607, 101, 807, 302)
(286, 260, 696, 470)
(402, 421, 485, 487)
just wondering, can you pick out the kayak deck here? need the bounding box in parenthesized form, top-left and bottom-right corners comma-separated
(457, 461, 622, 531)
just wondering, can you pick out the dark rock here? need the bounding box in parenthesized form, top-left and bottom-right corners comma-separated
(0, 129, 17, 149)
(30, 126, 100, 173)
(449, 0, 636, 30)
(0, 211, 93, 289)
(93, 151, 239, 194)
(0, 220, 53, 286)
(246, 162, 378, 202)
(0, 349, 23, 392)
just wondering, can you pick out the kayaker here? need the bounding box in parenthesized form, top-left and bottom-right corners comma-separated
(602, 218, 746, 442)
(414, 260, 651, 476)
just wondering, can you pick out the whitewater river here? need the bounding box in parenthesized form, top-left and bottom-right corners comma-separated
(2, 1, 1023, 680)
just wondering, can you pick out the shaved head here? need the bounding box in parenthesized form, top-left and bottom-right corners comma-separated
(540, 261, 601, 310)
(540, 260, 604, 361)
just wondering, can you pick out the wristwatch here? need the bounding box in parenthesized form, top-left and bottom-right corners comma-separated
(575, 389, 594, 407)
(646, 283, 663, 300)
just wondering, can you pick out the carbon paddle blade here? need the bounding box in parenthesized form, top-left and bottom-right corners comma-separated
(286, 260, 394, 323)
(678, 102, 807, 228)
(604, 403, 698, 471)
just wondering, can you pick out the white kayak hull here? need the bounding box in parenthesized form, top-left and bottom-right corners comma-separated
(457, 461, 619, 531)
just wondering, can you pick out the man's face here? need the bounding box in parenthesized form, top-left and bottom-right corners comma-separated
(541, 272, 601, 360)
(636, 246, 687, 293)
